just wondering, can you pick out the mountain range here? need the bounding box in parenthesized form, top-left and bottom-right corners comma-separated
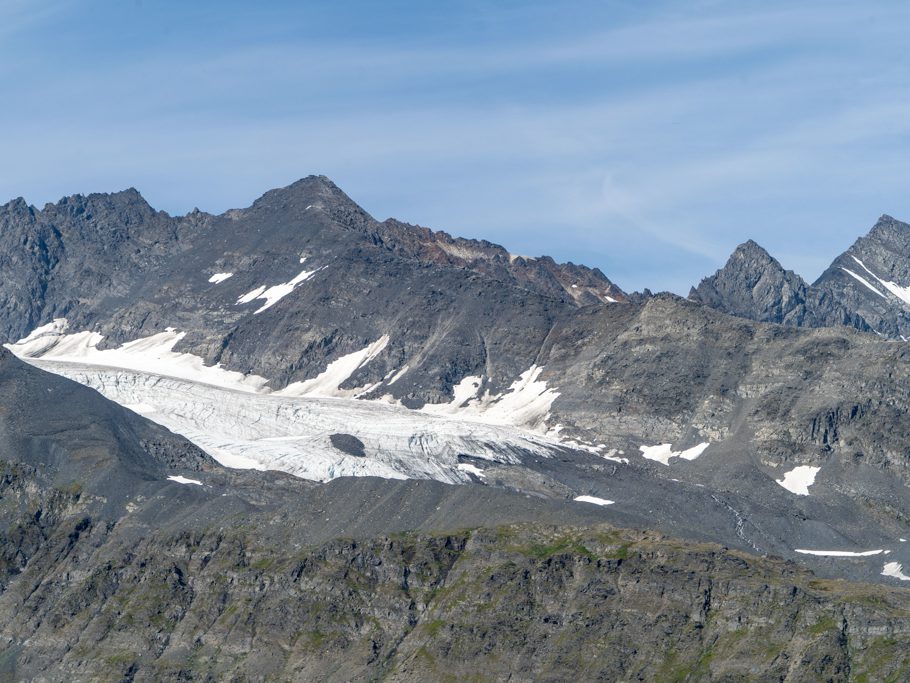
(3, 177, 910, 679)
(690, 214, 910, 338)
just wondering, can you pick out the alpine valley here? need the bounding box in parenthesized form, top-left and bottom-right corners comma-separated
(3, 176, 910, 680)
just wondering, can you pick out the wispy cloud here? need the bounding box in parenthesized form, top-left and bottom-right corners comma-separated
(0, 0, 70, 38)
(0, 0, 908, 293)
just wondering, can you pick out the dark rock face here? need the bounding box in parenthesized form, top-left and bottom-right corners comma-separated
(12, 348, 895, 681)
(0, 188, 182, 342)
(529, 296, 910, 570)
(5, 179, 910, 677)
(3, 480, 910, 682)
(690, 216, 910, 341)
(5, 181, 910, 584)
(691, 240, 806, 323)
(690, 240, 871, 331)
(0, 177, 624, 403)
(375, 218, 626, 306)
(329, 433, 366, 457)
(0, 347, 214, 507)
(814, 214, 910, 338)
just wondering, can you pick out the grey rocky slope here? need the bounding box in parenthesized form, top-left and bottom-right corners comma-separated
(5, 179, 910, 589)
(2, 350, 910, 681)
(0, 177, 623, 401)
(0, 352, 910, 681)
(11, 286, 910, 589)
(814, 214, 910, 338)
(10, 510, 910, 682)
(5, 180, 910, 677)
(0, 346, 213, 504)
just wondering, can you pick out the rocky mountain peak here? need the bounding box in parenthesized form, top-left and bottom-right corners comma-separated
(0, 197, 35, 225)
(871, 213, 910, 232)
(246, 175, 375, 233)
(39, 187, 160, 228)
(280, 174, 343, 198)
(251, 175, 354, 209)
(861, 214, 910, 253)
(806, 214, 910, 338)
(729, 238, 775, 265)
(689, 239, 803, 317)
(687, 238, 869, 330)
(1, 196, 32, 212)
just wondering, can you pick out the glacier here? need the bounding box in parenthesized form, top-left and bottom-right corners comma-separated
(6, 320, 586, 484)
(30, 362, 568, 483)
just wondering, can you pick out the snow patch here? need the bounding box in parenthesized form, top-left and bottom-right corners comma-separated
(678, 442, 710, 461)
(457, 463, 486, 479)
(559, 439, 628, 463)
(386, 365, 410, 386)
(8, 322, 392, 402)
(279, 336, 390, 398)
(124, 402, 156, 414)
(776, 465, 820, 496)
(237, 286, 266, 304)
(639, 442, 710, 466)
(5, 323, 271, 393)
(850, 256, 910, 305)
(459, 370, 553, 424)
(236, 267, 321, 314)
(574, 495, 614, 506)
(882, 562, 910, 580)
(208, 272, 233, 284)
(841, 267, 887, 299)
(423, 365, 559, 430)
(639, 444, 674, 465)
(601, 448, 628, 464)
(8, 318, 71, 356)
(448, 375, 483, 407)
(795, 548, 884, 557)
(167, 475, 203, 486)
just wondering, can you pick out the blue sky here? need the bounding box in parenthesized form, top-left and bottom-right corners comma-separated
(1, 0, 909, 293)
